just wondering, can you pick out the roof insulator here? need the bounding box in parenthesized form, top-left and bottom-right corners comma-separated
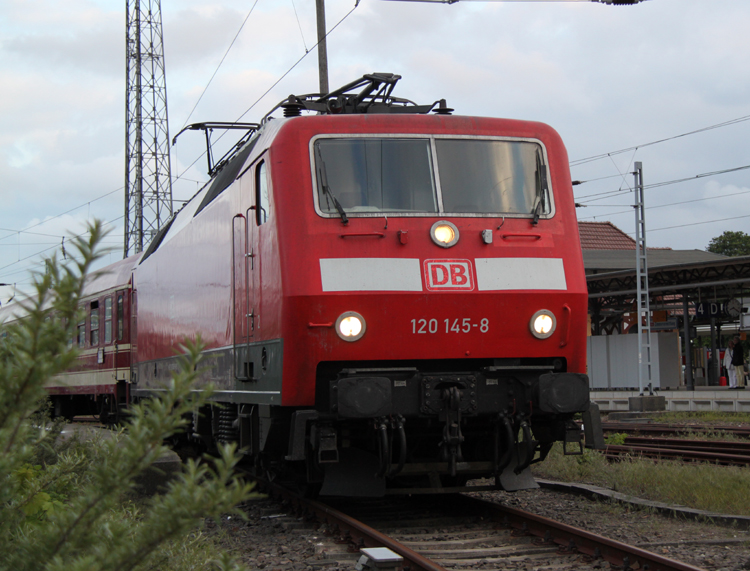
(281, 95, 304, 117)
(433, 99, 454, 115)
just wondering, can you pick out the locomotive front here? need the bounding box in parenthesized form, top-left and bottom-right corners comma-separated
(271, 96, 592, 495)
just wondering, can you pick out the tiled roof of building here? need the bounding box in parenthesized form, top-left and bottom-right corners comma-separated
(578, 221, 637, 250)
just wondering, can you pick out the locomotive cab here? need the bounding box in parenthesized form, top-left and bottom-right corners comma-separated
(276, 109, 592, 495)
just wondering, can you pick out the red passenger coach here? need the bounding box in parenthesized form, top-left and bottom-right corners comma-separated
(133, 74, 597, 495)
(0, 253, 140, 422)
(50, 253, 140, 421)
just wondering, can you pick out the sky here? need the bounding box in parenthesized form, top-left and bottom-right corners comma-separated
(1, 0, 749, 301)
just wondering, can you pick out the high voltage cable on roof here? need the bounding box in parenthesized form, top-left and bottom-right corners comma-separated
(569, 114, 750, 168)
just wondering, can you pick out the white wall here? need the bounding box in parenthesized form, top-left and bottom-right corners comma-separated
(587, 331, 681, 390)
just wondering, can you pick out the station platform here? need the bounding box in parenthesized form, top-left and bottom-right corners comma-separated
(592, 387, 750, 413)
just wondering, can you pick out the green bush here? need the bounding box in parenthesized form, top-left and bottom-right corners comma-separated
(0, 222, 256, 571)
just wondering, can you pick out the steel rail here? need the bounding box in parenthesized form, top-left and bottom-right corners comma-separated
(258, 479, 448, 571)
(624, 436, 750, 454)
(460, 495, 706, 571)
(604, 444, 750, 466)
(251, 474, 704, 571)
(602, 422, 750, 438)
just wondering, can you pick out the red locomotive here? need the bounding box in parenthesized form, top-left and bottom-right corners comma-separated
(5, 74, 597, 495)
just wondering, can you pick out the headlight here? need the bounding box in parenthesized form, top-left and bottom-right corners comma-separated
(336, 311, 366, 342)
(530, 310, 556, 339)
(430, 221, 459, 248)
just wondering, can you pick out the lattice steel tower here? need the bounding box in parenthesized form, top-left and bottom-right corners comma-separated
(125, 0, 173, 257)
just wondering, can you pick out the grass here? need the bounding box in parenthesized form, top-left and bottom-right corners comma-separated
(532, 443, 750, 516)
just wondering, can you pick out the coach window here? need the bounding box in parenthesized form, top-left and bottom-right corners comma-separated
(116, 294, 124, 341)
(256, 161, 269, 225)
(90, 301, 99, 346)
(77, 317, 86, 348)
(104, 297, 113, 344)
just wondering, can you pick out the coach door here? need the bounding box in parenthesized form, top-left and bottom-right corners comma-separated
(130, 285, 138, 384)
(232, 158, 268, 382)
(250, 159, 268, 331)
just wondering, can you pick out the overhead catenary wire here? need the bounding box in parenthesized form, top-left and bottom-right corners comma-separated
(179, 1, 261, 131)
(0, 188, 122, 244)
(0, 0, 373, 281)
(570, 114, 750, 168)
(173, 0, 361, 186)
(0, 217, 124, 280)
(578, 188, 750, 221)
(575, 163, 750, 204)
(290, 0, 310, 52)
(627, 213, 750, 235)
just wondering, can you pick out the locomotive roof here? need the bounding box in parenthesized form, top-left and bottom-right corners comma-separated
(145, 73, 562, 262)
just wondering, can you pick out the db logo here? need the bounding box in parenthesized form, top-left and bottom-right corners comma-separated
(424, 259, 475, 291)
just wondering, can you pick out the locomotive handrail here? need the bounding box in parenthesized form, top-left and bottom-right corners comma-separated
(559, 304, 572, 348)
(501, 233, 542, 240)
(339, 232, 386, 238)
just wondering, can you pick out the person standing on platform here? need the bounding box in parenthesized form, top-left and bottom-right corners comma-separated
(733, 336, 745, 388)
(724, 340, 737, 388)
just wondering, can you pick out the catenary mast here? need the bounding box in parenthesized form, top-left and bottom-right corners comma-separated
(125, 0, 173, 257)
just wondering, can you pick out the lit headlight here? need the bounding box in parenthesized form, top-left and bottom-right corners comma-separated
(430, 221, 459, 248)
(530, 310, 556, 339)
(335, 311, 366, 342)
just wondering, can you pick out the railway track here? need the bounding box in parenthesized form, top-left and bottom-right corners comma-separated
(601, 421, 750, 439)
(256, 478, 705, 571)
(604, 437, 750, 466)
(600, 422, 750, 465)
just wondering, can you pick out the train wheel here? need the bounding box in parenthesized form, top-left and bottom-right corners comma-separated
(98, 396, 112, 424)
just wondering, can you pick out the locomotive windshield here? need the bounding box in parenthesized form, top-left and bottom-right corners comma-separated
(313, 136, 552, 218)
(314, 138, 438, 213)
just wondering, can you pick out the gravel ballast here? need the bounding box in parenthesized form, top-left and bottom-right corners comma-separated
(209, 485, 750, 571)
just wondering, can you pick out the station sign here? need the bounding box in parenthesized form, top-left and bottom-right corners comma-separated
(695, 299, 743, 319)
(695, 302, 724, 318)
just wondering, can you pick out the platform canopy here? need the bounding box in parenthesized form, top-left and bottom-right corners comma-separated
(586, 254, 750, 335)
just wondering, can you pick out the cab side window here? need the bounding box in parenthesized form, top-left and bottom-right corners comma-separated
(256, 161, 269, 226)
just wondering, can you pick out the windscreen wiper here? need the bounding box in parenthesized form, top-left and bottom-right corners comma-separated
(532, 149, 549, 225)
(315, 147, 349, 225)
